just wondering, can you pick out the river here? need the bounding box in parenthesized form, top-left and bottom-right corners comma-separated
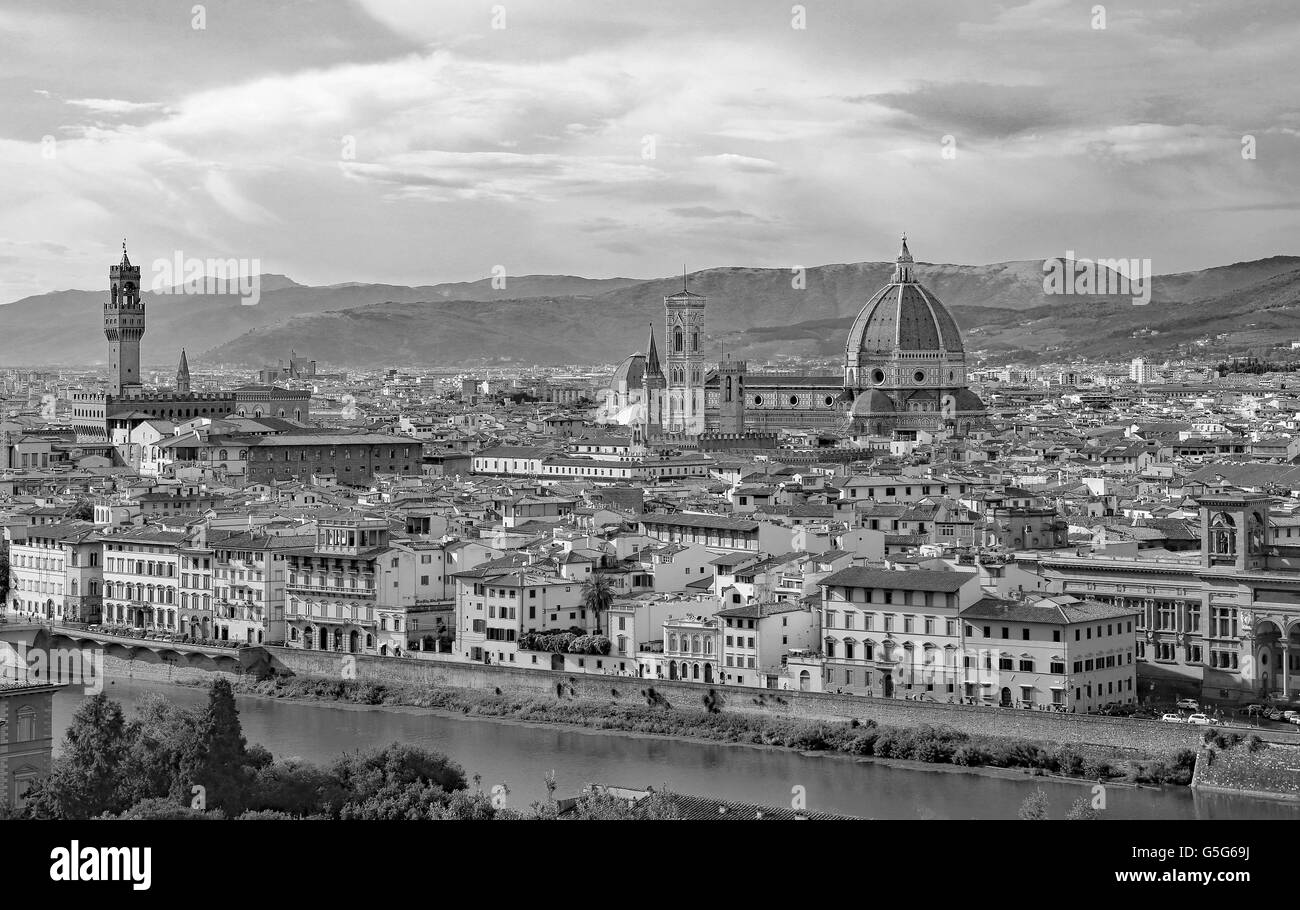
(53, 679, 1300, 820)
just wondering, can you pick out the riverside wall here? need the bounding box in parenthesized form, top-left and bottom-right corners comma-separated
(261, 647, 1225, 753)
(50, 633, 1299, 755)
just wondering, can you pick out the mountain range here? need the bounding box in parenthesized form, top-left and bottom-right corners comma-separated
(2, 255, 1298, 369)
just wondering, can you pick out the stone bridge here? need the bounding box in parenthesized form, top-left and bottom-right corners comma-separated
(1, 620, 269, 684)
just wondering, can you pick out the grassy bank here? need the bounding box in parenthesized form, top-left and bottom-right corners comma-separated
(219, 675, 1197, 788)
(1195, 737, 1300, 799)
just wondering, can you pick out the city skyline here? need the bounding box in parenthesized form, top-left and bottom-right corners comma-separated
(2, 0, 1299, 303)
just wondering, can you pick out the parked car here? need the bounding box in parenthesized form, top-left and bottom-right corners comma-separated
(1288, 715, 1300, 726)
(1176, 698, 1199, 711)
(1267, 709, 1286, 721)
(1283, 711, 1299, 720)
(1160, 713, 1185, 723)
(1187, 713, 1213, 725)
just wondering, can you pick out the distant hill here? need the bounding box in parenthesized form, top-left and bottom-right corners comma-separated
(2, 256, 1297, 368)
(0, 273, 645, 368)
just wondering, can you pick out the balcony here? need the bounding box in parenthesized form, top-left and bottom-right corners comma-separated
(285, 582, 376, 598)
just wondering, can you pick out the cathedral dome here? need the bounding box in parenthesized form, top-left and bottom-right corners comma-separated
(611, 352, 646, 387)
(845, 237, 963, 355)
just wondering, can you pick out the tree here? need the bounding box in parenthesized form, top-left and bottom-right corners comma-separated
(64, 499, 94, 522)
(109, 797, 223, 820)
(1017, 788, 1050, 820)
(1065, 797, 1099, 820)
(25, 693, 134, 819)
(330, 743, 469, 820)
(246, 759, 345, 818)
(581, 574, 615, 634)
(117, 693, 202, 807)
(180, 679, 252, 815)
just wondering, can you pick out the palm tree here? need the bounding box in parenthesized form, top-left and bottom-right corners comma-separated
(580, 574, 614, 635)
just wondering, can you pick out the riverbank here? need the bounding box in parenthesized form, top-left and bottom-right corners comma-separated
(1194, 739, 1300, 802)
(201, 674, 1198, 789)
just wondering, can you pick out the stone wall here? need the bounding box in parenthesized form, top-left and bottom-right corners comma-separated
(52, 633, 1299, 755)
(262, 647, 1248, 753)
(44, 635, 246, 686)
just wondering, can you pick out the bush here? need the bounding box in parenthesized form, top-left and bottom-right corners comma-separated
(1052, 745, 1086, 776)
(952, 744, 988, 767)
(1083, 758, 1114, 780)
(845, 730, 878, 755)
(1018, 788, 1050, 820)
(1246, 734, 1267, 753)
(1065, 797, 1098, 820)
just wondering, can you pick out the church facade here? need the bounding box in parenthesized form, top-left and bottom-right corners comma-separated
(600, 237, 988, 443)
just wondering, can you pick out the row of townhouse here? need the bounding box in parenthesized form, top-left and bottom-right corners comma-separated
(6, 510, 498, 655)
(804, 566, 1139, 712)
(7, 522, 102, 623)
(453, 554, 598, 668)
(281, 515, 502, 656)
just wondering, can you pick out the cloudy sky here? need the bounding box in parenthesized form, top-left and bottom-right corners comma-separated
(1, 0, 1297, 302)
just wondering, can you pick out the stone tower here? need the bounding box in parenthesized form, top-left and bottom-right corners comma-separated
(176, 348, 191, 394)
(106, 240, 145, 397)
(663, 273, 706, 435)
(716, 352, 747, 434)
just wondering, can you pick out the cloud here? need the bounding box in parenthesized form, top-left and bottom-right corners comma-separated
(668, 206, 767, 223)
(861, 82, 1070, 140)
(0, 0, 1298, 303)
(65, 98, 167, 115)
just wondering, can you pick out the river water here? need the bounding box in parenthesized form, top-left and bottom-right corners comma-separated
(53, 679, 1300, 820)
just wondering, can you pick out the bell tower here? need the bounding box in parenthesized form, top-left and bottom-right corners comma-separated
(1199, 492, 1270, 572)
(663, 269, 706, 436)
(106, 240, 145, 397)
(716, 353, 747, 434)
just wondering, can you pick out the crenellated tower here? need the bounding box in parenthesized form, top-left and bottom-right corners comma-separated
(105, 240, 145, 397)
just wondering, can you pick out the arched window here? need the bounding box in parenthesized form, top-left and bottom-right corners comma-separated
(674, 329, 683, 353)
(1210, 512, 1236, 557)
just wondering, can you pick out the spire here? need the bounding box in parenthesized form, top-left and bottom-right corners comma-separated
(683, 264, 688, 293)
(121, 237, 132, 269)
(176, 348, 191, 393)
(893, 232, 914, 283)
(645, 324, 663, 377)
